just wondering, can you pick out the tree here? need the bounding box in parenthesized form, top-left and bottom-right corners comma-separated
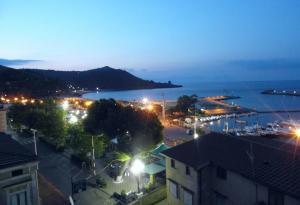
(84, 99, 163, 153)
(68, 124, 106, 160)
(174, 94, 198, 113)
(8, 99, 67, 149)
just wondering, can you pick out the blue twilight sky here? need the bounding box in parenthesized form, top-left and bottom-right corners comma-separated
(1, 0, 300, 82)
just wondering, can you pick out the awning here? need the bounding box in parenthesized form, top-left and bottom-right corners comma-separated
(151, 143, 170, 158)
(143, 163, 165, 175)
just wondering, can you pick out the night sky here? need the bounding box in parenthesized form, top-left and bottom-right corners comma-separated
(1, 0, 300, 81)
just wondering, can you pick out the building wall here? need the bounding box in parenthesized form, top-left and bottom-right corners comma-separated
(211, 167, 268, 205)
(165, 157, 199, 205)
(0, 109, 7, 133)
(0, 162, 39, 205)
(165, 157, 300, 205)
(211, 167, 300, 205)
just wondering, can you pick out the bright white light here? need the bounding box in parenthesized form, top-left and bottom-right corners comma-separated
(75, 110, 80, 115)
(142, 98, 149, 104)
(82, 114, 87, 119)
(194, 133, 199, 139)
(69, 115, 78, 124)
(62, 101, 69, 110)
(130, 159, 145, 175)
(296, 128, 300, 138)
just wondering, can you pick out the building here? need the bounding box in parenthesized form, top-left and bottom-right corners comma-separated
(162, 132, 300, 205)
(0, 133, 39, 205)
(0, 105, 7, 133)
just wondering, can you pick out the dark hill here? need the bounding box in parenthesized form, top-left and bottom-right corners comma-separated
(27, 66, 180, 90)
(0, 65, 181, 97)
(0, 65, 67, 96)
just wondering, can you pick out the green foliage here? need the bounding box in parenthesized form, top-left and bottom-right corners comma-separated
(115, 152, 132, 162)
(174, 94, 198, 113)
(84, 99, 163, 154)
(8, 99, 67, 148)
(68, 124, 106, 158)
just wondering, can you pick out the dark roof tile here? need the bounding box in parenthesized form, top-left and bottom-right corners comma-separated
(0, 133, 37, 169)
(162, 132, 300, 199)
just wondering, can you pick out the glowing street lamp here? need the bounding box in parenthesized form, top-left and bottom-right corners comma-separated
(142, 97, 149, 105)
(62, 100, 69, 110)
(194, 133, 199, 139)
(69, 115, 78, 124)
(147, 104, 153, 111)
(130, 159, 145, 193)
(295, 128, 300, 138)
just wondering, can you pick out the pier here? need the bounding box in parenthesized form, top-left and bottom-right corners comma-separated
(262, 89, 300, 96)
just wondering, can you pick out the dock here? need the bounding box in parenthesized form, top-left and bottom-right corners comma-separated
(261, 89, 300, 96)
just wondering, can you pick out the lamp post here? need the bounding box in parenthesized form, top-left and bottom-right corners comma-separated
(130, 159, 145, 193)
(30, 128, 38, 156)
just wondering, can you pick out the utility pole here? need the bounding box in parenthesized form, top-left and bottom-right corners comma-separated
(224, 115, 229, 133)
(30, 128, 38, 156)
(161, 93, 166, 122)
(30, 128, 39, 205)
(91, 136, 96, 176)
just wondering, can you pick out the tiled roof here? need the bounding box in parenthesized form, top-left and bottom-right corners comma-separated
(0, 133, 37, 169)
(162, 132, 300, 199)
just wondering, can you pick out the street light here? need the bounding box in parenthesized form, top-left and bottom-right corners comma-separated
(69, 115, 78, 124)
(30, 129, 38, 156)
(62, 100, 69, 110)
(142, 98, 149, 105)
(194, 133, 199, 139)
(130, 159, 145, 193)
(295, 128, 300, 138)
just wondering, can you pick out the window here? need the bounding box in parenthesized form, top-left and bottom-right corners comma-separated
(183, 188, 193, 205)
(186, 166, 190, 175)
(12, 169, 23, 177)
(171, 159, 175, 168)
(216, 166, 227, 180)
(169, 180, 179, 199)
(10, 191, 27, 205)
(215, 192, 226, 205)
(269, 190, 284, 205)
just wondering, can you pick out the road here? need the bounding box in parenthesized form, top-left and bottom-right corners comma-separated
(10, 131, 140, 205)
(11, 132, 81, 197)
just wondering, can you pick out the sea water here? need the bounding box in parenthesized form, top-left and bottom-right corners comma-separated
(83, 80, 300, 131)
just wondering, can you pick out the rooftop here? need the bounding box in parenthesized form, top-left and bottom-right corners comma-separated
(162, 132, 300, 199)
(0, 133, 37, 170)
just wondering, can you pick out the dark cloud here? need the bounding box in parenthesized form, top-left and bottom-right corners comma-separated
(0, 58, 41, 66)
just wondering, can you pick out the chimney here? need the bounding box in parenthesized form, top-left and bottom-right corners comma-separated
(0, 105, 7, 133)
